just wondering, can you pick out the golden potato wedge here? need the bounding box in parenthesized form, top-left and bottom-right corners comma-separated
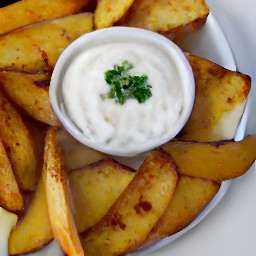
(0, 207, 18, 256)
(163, 135, 256, 183)
(178, 55, 251, 142)
(0, 12, 93, 73)
(144, 175, 220, 246)
(95, 0, 135, 29)
(8, 173, 53, 255)
(161, 15, 210, 43)
(118, 0, 209, 40)
(0, 140, 23, 212)
(44, 127, 84, 256)
(0, 0, 91, 35)
(69, 158, 135, 233)
(0, 91, 38, 191)
(57, 127, 107, 171)
(82, 149, 178, 255)
(0, 71, 59, 125)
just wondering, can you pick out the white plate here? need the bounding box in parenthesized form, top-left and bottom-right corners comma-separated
(19, 0, 256, 256)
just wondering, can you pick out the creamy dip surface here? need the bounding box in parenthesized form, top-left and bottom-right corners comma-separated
(60, 37, 192, 155)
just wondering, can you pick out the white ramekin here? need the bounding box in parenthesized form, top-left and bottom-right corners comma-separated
(50, 27, 195, 156)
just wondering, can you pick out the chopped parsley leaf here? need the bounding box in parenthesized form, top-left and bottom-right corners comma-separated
(101, 61, 152, 105)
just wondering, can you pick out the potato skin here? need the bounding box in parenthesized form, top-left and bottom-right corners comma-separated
(82, 149, 178, 256)
(160, 16, 208, 44)
(0, 91, 38, 191)
(0, 140, 24, 212)
(44, 127, 84, 256)
(117, 0, 209, 37)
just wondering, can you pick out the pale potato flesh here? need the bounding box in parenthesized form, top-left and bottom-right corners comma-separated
(0, 207, 18, 256)
(69, 158, 135, 233)
(57, 128, 107, 171)
(8, 173, 53, 254)
(163, 135, 256, 183)
(145, 175, 220, 246)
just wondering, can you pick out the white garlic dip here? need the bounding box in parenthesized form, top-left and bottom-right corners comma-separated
(50, 27, 195, 156)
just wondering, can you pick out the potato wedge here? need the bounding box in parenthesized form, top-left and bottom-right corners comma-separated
(57, 127, 107, 171)
(178, 55, 251, 142)
(69, 158, 135, 233)
(8, 173, 53, 254)
(0, 91, 38, 191)
(144, 175, 220, 246)
(82, 149, 178, 255)
(0, 140, 23, 212)
(0, 12, 93, 73)
(118, 0, 209, 40)
(163, 135, 256, 183)
(44, 127, 84, 256)
(0, 71, 59, 125)
(0, 207, 18, 256)
(0, 0, 91, 35)
(95, 0, 135, 29)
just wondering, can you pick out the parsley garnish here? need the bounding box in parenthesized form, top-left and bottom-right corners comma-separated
(101, 61, 152, 105)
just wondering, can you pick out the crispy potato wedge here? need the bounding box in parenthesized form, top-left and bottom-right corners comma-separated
(0, 12, 93, 73)
(118, 0, 209, 41)
(44, 127, 84, 256)
(0, 0, 91, 36)
(0, 91, 38, 191)
(161, 15, 209, 43)
(69, 158, 135, 233)
(57, 128, 107, 171)
(144, 175, 220, 246)
(82, 149, 178, 255)
(0, 140, 23, 212)
(163, 135, 256, 183)
(8, 173, 53, 254)
(0, 71, 59, 125)
(178, 55, 251, 142)
(95, 0, 135, 29)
